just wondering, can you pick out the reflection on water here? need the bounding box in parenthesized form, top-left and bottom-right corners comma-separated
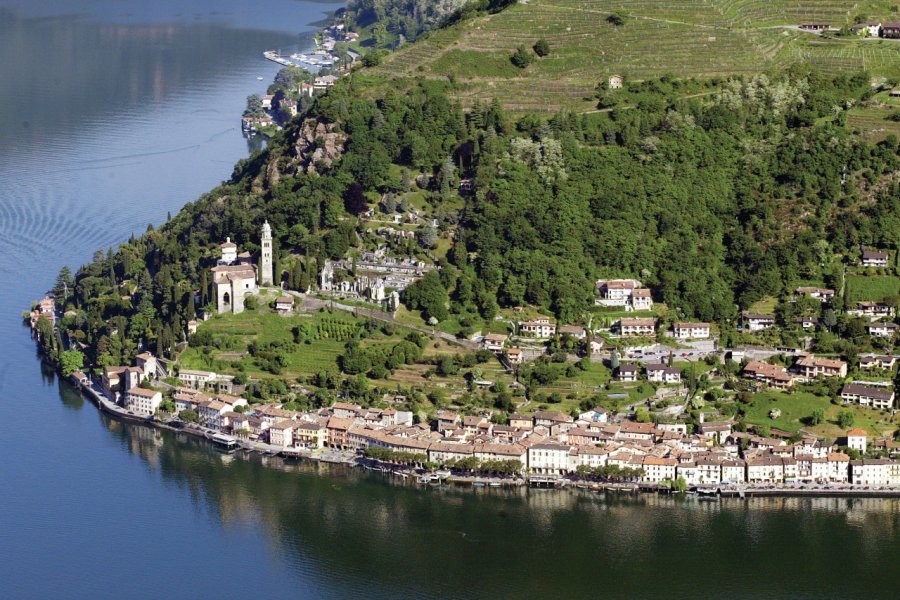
(103, 414, 900, 599)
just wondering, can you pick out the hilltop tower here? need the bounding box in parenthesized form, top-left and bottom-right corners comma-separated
(260, 220, 273, 286)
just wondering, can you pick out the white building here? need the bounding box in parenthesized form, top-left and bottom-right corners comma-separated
(528, 443, 571, 476)
(618, 318, 656, 336)
(123, 387, 163, 416)
(841, 384, 895, 410)
(646, 364, 682, 384)
(673, 322, 710, 339)
(519, 318, 556, 338)
(642, 456, 677, 482)
(847, 429, 868, 455)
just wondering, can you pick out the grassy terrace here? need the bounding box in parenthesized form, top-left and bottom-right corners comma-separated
(366, 0, 900, 112)
(846, 274, 900, 303)
(745, 389, 900, 438)
(178, 309, 473, 378)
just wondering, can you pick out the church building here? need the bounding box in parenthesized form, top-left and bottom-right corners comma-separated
(211, 221, 274, 314)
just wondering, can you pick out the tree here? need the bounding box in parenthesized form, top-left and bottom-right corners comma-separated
(54, 266, 74, 304)
(59, 349, 84, 377)
(609, 348, 619, 371)
(418, 226, 438, 249)
(533, 38, 550, 57)
(179, 409, 199, 423)
(343, 182, 369, 216)
(838, 410, 855, 429)
(244, 94, 264, 117)
(822, 308, 837, 331)
(809, 407, 825, 426)
(510, 45, 534, 69)
(607, 12, 627, 26)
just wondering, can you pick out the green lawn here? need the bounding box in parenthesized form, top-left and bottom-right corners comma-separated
(179, 309, 364, 377)
(745, 389, 899, 437)
(846, 274, 900, 303)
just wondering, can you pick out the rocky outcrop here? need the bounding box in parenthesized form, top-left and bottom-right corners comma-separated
(290, 119, 346, 175)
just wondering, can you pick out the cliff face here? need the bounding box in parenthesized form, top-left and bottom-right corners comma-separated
(249, 118, 347, 195)
(292, 119, 346, 174)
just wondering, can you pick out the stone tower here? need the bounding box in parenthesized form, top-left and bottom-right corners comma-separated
(260, 220, 273, 286)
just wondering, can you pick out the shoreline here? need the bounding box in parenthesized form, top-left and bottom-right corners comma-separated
(67, 373, 900, 500)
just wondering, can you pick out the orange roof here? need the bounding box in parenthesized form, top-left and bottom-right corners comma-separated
(847, 428, 868, 437)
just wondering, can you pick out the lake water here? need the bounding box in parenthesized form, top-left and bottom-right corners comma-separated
(1, 1, 900, 598)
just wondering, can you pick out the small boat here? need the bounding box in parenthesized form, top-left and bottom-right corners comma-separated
(256, 76, 264, 81)
(488, 481, 501, 488)
(473, 482, 486, 488)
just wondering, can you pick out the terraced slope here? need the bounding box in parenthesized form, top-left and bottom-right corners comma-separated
(368, 0, 900, 112)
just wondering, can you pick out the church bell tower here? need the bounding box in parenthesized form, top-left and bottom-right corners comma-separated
(260, 220, 273, 286)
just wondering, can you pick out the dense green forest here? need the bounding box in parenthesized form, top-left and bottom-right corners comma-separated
(45, 66, 900, 375)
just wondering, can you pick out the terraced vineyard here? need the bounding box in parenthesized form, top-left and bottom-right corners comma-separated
(369, 0, 900, 112)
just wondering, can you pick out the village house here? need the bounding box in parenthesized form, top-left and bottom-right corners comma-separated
(505, 348, 524, 366)
(326, 416, 353, 449)
(849, 301, 895, 320)
(743, 361, 793, 389)
(178, 369, 216, 389)
(519, 318, 556, 338)
(799, 23, 829, 31)
(673, 322, 711, 339)
(860, 354, 897, 371)
(721, 459, 747, 484)
(883, 22, 900, 38)
(102, 366, 128, 400)
(696, 457, 722, 484)
(533, 411, 573, 429)
(617, 422, 658, 442)
(174, 389, 208, 413)
(618, 317, 656, 336)
(646, 364, 682, 384)
(840, 384, 895, 410)
(293, 421, 327, 449)
(616, 363, 639, 382)
(509, 413, 534, 430)
(746, 455, 785, 483)
(528, 443, 572, 476)
(123, 387, 163, 416)
(847, 429, 868, 455)
(796, 287, 835, 303)
(275, 295, 294, 314)
(795, 355, 847, 379)
(676, 462, 700, 485)
(642, 456, 677, 482)
(198, 399, 232, 429)
(595, 279, 653, 311)
(428, 441, 475, 464)
(860, 247, 889, 268)
(795, 316, 819, 330)
(699, 422, 732, 444)
(608, 75, 623, 89)
(867, 322, 898, 338)
(559, 325, 586, 339)
(482, 333, 508, 352)
(741, 312, 775, 332)
(475, 443, 527, 465)
(332, 402, 361, 419)
(268, 420, 294, 448)
(850, 22, 881, 37)
(827, 453, 851, 482)
(313, 75, 338, 90)
(578, 407, 608, 424)
(572, 446, 608, 470)
(850, 459, 892, 486)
